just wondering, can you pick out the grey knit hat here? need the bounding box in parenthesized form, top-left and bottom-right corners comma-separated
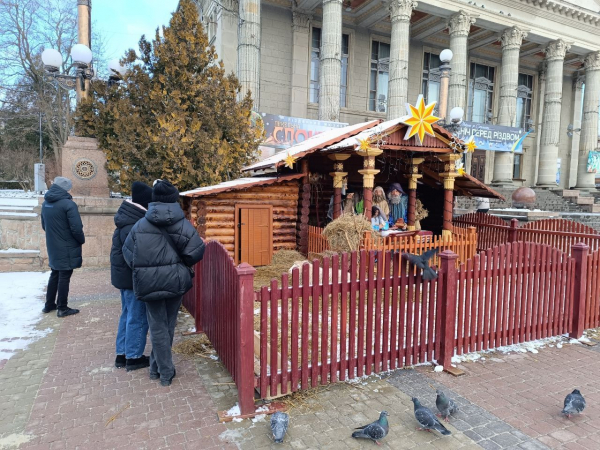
(53, 176, 72, 192)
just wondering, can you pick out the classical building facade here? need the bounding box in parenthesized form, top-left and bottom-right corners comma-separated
(195, 0, 600, 189)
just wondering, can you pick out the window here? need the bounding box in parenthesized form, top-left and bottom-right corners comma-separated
(468, 63, 495, 124)
(340, 34, 349, 108)
(310, 28, 321, 103)
(513, 153, 523, 179)
(422, 52, 441, 109)
(369, 40, 390, 112)
(516, 73, 533, 129)
(208, 11, 217, 44)
(309, 28, 350, 105)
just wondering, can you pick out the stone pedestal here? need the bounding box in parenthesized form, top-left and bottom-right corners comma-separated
(61, 136, 110, 197)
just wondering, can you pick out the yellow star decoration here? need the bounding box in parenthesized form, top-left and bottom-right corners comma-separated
(357, 138, 373, 153)
(465, 137, 477, 153)
(284, 152, 297, 169)
(402, 95, 441, 145)
(457, 167, 467, 177)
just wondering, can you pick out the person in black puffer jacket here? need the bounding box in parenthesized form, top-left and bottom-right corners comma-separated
(111, 181, 153, 372)
(123, 180, 204, 386)
(41, 177, 85, 317)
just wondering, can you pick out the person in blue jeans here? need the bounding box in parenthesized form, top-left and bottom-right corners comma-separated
(110, 182, 153, 371)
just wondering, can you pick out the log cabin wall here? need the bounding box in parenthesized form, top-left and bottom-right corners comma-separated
(187, 180, 300, 260)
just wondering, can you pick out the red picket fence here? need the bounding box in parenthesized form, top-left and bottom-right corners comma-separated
(585, 248, 600, 329)
(307, 225, 330, 257)
(454, 213, 600, 254)
(454, 242, 581, 356)
(186, 238, 591, 415)
(255, 250, 450, 400)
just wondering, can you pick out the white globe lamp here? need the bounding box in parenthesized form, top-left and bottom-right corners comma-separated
(41, 49, 63, 72)
(440, 49, 453, 63)
(70, 44, 93, 66)
(450, 107, 464, 123)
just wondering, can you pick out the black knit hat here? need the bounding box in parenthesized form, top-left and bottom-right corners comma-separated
(152, 179, 180, 203)
(131, 181, 153, 209)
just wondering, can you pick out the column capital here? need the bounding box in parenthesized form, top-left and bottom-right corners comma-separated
(584, 51, 600, 72)
(544, 39, 571, 61)
(500, 26, 527, 50)
(389, 0, 418, 23)
(447, 10, 476, 37)
(292, 10, 312, 31)
(573, 75, 585, 90)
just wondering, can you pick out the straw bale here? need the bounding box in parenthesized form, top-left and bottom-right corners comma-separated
(322, 214, 374, 253)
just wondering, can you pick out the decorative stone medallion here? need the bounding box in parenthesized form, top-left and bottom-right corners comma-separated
(73, 158, 97, 180)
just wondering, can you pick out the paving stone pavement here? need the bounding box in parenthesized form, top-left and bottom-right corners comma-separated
(419, 343, 600, 450)
(387, 368, 549, 450)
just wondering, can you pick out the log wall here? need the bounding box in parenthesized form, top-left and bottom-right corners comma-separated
(187, 180, 300, 259)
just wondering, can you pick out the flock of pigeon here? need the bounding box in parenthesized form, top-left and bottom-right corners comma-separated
(269, 389, 586, 446)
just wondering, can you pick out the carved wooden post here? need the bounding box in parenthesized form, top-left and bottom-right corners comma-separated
(236, 262, 256, 415)
(438, 250, 458, 370)
(406, 157, 423, 230)
(570, 243, 588, 339)
(439, 154, 461, 238)
(357, 144, 383, 220)
(329, 154, 350, 220)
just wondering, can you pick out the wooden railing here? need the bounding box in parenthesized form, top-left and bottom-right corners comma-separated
(307, 225, 330, 256)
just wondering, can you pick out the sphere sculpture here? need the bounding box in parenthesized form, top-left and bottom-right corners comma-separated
(512, 187, 536, 209)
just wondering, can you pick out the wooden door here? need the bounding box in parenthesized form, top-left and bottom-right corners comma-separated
(236, 205, 273, 266)
(471, 150, 486, 182)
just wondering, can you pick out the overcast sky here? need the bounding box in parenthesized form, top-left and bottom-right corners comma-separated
(93, 0, 179, 64)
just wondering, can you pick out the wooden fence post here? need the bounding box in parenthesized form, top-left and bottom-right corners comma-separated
(570, 243, 588, 339)
(236, 262, 256, 415)
(508, 219, 519, 243)
(438, 250, 459, 371)
(194, 260, 203, 333)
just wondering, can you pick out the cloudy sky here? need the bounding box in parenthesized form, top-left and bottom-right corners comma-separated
(93, 0, 179, 63)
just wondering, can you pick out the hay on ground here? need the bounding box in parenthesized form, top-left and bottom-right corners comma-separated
(253, 250, 307, 290)
(173, 334, 214, 357)
(323, 214, 374, 253)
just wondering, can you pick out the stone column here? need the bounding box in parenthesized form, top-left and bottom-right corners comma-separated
(318, 0, 343, 122)
(405, 158, 423, 231)
(439, 154, 461, 237)
(329, 154, 350, 219)
(77, 0, 91, 102)
(493, 26, 528, 186)
(446, 11, 475, 123)
(290, 11, 312, 117)
(569, 76, 584, 188)
(537, 39, 571, 186)
(238, 0, 261, 107)
(533, 63, 546, 185)
(217, 0, 240, 75)
(387, 0, 417, 120)
(357, 147, 383, 220)
(576, 51, 600, 188)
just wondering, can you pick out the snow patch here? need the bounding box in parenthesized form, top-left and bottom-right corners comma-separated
(251, 414, 266, 423)
(0, 433, 33, 448)
(225, 404, 241, 417)
(0, 248, 39, 254)
(89, 366, 114, 375)
(0, 271, 51, 361)
(433, 365, 444, 372)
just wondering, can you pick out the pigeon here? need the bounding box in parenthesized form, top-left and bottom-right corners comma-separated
(403, 248, 439, 280)
(412, 397, 451, 435)
(352, 411, 389, 445)
(562, 389, 586, 418)
(436, 390, 458, 422)
(270, 412, 289, 443)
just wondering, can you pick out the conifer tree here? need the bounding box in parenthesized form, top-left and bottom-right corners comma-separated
(75, 0, 262, 192)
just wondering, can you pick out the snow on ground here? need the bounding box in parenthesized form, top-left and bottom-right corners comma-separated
(0, 190, 41, 200)
(0, 271, 51, 361)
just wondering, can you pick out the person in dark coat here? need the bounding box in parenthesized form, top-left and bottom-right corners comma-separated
(123, 180, 205, 386)
(41, 177, 85, 317)
(111, 182, 153, 371)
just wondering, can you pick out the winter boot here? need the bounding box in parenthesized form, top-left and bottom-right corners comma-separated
(57, 307, 79, 317)
(42, 304, 57, 313)
(126, 355, 150, 372)
(115, 355, 126, 369)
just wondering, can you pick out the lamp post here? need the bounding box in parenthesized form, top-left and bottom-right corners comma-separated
(41, 45, 94, 103)
(438, 48, 453, 121)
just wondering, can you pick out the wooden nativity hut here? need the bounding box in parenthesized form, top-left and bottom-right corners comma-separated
(181, 117, 504, 266)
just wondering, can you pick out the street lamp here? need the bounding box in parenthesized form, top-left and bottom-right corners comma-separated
(41, 45, 94, 92)
(437, 49, 453, 123)
(107, 59, 127, 86)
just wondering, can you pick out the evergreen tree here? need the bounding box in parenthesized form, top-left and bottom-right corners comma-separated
(75, 0, 262, 193)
